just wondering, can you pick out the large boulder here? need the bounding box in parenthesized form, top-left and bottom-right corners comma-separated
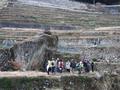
(0, 31, 58, 71)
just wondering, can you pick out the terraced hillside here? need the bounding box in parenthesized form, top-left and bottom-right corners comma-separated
(0, 0, 120, 29)
(0, 27, 41, 49)
(0, 0, 120, 61)
(54, 27, 120, 61)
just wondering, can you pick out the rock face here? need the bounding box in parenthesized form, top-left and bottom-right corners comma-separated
(0, 32, 58, 71)
(0, 0, 8, 9)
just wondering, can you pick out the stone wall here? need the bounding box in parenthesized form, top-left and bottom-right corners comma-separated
(95, 62, 120, 73)
(58, 29, 120, 61)
(0, 75, 119, 90)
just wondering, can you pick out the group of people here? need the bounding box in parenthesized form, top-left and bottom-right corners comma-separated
(46, 58, 64, 75)
(46, 58, 95, 75)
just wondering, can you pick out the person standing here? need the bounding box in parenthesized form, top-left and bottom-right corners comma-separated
(91, 61, 95, 72)
(65, 60, 71, 72)
(83, 60, 88, 73)
(47, 60, 52, 75)
(58, 59, 64, 73)
(51, 58, 55, 74)
(76, 61, 83, 74)
(56, 58, 60, 72)
(70, 59, 76, 73)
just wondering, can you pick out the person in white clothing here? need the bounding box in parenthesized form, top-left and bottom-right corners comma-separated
(65, 60, 71, 72)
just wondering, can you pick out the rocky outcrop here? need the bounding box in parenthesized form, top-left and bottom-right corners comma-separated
(0, 31, 58, 71)
(0, 0, 8, 9)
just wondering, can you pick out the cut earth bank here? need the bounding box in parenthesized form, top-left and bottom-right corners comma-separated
(0, 71, 119, 90)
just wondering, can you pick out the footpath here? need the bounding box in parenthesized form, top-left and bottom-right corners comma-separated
(0, 71, 102, 78)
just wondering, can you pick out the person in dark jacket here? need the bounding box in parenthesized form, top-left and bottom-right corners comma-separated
(70, 59, 76, 73)
(91, 61, 95, 72)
